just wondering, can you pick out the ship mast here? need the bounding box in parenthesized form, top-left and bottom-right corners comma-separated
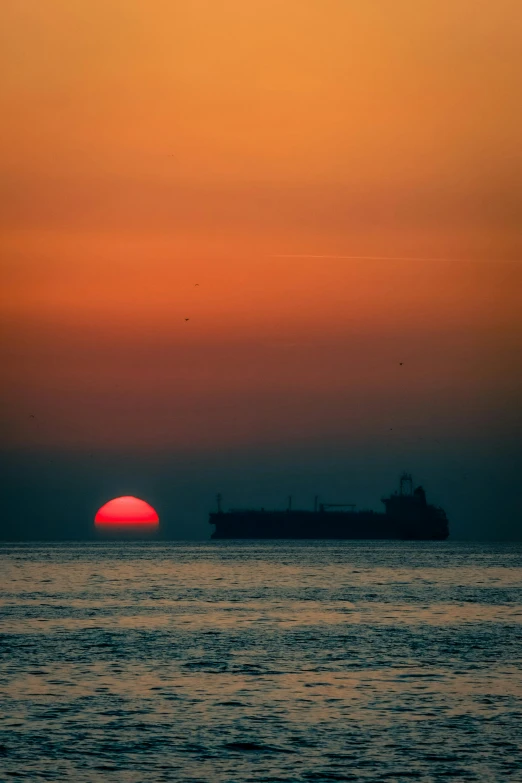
(399, 472, 413, 496)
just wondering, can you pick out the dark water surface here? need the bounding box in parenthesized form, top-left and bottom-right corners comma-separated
(1, 542, 521, 782)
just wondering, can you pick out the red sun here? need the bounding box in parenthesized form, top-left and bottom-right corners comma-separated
(95, 496, 159, 528)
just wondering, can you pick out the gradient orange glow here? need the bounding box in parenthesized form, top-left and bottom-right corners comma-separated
(95, 496, 159, 526)
(1, 0, 521, 455)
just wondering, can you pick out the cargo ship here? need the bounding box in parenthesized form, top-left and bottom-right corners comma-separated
(209, 473, 449, 540)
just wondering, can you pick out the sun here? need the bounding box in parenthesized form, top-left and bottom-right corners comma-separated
(95, 496, 159, 536)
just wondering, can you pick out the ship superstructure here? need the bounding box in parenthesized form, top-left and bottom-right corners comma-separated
(209, 473, 449, 540)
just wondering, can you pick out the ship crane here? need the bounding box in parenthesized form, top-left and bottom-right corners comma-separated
(319, 503, 356, 512)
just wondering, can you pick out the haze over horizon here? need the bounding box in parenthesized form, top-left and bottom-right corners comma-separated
(1, 0, 521, 540)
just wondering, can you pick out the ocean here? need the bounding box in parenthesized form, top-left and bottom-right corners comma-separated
(1, 541, 521, 782)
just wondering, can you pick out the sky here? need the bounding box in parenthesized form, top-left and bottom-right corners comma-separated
(1, 0, 521, 539)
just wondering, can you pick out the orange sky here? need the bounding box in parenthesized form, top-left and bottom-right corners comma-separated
(1, 0, 521, 452)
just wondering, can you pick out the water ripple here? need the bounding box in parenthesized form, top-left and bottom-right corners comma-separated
(0, 541, 521, 782)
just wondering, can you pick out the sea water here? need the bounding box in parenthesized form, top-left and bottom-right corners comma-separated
(1, 541, 521, 782)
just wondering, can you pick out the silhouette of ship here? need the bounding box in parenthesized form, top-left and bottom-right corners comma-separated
(210, 473, 449, 540)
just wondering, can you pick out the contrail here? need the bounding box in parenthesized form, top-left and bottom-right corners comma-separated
(270, 254, 456, 261)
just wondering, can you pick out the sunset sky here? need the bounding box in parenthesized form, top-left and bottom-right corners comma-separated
(1, 1, 521, 538)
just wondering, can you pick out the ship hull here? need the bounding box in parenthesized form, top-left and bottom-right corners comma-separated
(209, 510, 449, 541)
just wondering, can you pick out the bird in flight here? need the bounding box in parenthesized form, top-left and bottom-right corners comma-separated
(399, 362, 403, 366)
(28, 414, 35, 419)
(184, 318, 190, 321)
